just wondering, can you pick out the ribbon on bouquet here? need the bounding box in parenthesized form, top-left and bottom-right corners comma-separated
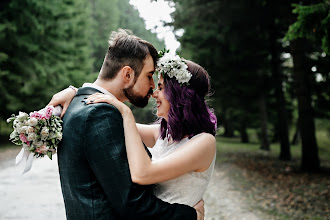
(15, 106, 62, 175)
(16, 146, 34, 175)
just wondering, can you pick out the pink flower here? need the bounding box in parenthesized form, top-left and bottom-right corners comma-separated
(35, 145, 48, 154)
(45, 106, 54, 119)
(19, 134, 30, 145)
(30, 111, 43, 119)
(19, 134, 28, 142)
(40, 145, 48, 154)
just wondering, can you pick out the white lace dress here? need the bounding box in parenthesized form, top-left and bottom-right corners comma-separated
(148, 134, 216, 207)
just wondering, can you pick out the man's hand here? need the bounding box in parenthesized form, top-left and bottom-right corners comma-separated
(48, 87, 77, 118)
(194, 199, 204, 220)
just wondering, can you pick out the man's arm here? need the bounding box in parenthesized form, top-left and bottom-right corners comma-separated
(84, 104, 197, 220)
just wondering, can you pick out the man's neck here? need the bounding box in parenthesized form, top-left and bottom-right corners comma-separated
(93, 78, 127, 102)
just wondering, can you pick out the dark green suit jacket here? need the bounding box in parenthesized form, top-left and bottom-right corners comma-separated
(58, 87, 196, 219)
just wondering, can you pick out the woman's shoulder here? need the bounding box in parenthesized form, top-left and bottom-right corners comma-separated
(182, 132, 216, 156)
(191, 132, 216, 146)
(184, 133, 216, 172)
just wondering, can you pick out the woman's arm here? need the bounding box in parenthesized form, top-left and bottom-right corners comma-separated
(48, 86, 77, 117)
(86, 93, 216, 185)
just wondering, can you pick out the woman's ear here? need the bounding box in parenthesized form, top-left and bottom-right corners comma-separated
(121, 66, 135, 84)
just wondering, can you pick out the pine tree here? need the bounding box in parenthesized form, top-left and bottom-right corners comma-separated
(286, 1, 330, 54)
(284, 0, 328, 171)
(0, 0, 93, 117)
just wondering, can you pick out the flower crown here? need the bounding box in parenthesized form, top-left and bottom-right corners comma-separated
(156, 49, 192, 85)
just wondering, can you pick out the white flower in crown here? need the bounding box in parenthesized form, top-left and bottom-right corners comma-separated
(157, 52, 192, 85)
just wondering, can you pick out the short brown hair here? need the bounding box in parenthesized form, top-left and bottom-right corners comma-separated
(99, 29, 158, 80)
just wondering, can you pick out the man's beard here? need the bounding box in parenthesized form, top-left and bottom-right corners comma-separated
(123, 85, 153, 108)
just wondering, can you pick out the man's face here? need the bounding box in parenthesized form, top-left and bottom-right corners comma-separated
(123, 54, 155, 108)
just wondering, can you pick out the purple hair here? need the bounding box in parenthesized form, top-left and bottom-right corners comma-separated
(159, 60, 217, 141)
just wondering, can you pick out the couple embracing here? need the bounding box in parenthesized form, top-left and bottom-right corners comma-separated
(49, 29, 217, 220)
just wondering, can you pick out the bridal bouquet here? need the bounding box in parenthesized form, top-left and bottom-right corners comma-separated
(7, 105, 63, 174)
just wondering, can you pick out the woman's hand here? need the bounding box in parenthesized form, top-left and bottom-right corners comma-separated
(194, 200, 205, 220)
(48, 87, 77, 118)
(86, 93, 131, 116)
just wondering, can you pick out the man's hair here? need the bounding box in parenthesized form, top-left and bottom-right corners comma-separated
(99, 29, 158, 80)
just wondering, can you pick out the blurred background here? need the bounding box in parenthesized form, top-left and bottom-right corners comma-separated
(0, 0, 329, 219)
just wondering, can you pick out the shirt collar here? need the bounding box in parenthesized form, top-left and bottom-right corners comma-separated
(82, 83, 115, 98)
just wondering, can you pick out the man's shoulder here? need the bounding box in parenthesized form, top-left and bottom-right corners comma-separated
(84, 102, 121, 119)
(65, 97, 121, 125)
(69, 103, 122, 131)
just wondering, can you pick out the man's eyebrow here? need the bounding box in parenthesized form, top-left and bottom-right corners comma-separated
(150, 70, 155, 75)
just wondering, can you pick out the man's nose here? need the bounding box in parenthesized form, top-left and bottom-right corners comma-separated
(151, 79, 155, 89)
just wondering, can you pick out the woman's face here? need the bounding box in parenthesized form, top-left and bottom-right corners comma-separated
(152, 75, 171, 121)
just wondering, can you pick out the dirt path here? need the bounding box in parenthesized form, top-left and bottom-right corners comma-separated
(0, 148, 265, 220)
(0, 148, 66, 220)
(204, 163, 264, 220)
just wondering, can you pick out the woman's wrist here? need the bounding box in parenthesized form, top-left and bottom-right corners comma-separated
(68, 85, 77, 94)
(121, 106, 133, 118)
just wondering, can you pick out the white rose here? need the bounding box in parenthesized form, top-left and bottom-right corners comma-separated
(17, 112, 29, 122)
(26, 126, 34, 133)
(33, 141, 44, 147)
(55, 132, 62, 141)
(41, 127, 49, 137)
(10, 131, 18, 139)
(27, 118, 38, 127)
(27, 133, 37, 141)
(48, 131, 56, 139)
(18, 126, 28, 134)
(14, 119, 22, 128)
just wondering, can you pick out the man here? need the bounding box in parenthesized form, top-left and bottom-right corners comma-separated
(49, 29, 203, 219)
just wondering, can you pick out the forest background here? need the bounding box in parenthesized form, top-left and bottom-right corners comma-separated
(0, 1, 329, 217)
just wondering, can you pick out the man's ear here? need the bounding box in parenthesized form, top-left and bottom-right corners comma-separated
(121, 66, 135, 85)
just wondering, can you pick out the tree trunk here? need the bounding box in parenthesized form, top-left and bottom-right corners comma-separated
(269, 27, 291, 160)
(240, 121, 249, 143)
(291, 119, 300, 145)
(290, 39, 320, 171)
(223, 111, 235, 137)
(259, 95, 270, 151)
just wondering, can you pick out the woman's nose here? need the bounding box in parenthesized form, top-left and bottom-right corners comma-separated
(152, 90, 158, 98)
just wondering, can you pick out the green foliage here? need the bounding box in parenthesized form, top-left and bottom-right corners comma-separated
(170, 0, 286, 134)
(285, 1, 330, 54)
(88, 0, 166, 73)
(89, 0, 120, 72)
(0, 0, 166, 126)
(0, 0, 93, 118)
(158, 48, 170, 58)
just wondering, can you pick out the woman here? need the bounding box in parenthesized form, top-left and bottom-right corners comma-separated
(52, 53, 217, 207)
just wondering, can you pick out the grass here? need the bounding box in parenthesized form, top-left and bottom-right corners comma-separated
(216, 126, 330, 162)
(215, 130, 330, 220)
